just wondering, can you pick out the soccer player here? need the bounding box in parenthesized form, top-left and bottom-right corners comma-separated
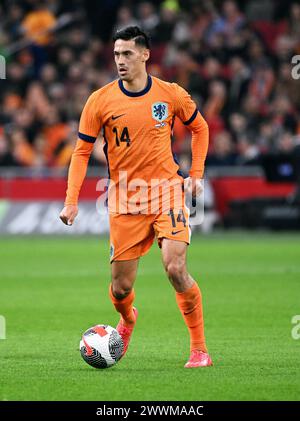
(60, 26, 212, 368)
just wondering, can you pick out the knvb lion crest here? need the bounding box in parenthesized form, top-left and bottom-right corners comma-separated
(152, 102, 168, 122)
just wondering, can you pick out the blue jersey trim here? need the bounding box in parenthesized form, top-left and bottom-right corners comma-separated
(118, 75, 152, 97)
(78, 132, 96, 143)
(183, 108, 198, 126)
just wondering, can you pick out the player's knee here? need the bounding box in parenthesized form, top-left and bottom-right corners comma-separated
(111, 279, 133, 299)
(165, 260, 186, 282)
(113, 289, 131, 299)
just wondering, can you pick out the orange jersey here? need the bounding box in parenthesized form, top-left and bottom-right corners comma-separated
(65, 75, 209, 211)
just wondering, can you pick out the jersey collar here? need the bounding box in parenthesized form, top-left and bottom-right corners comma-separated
(118, 75, 152, 97)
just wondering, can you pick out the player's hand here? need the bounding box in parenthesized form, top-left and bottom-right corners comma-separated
(184, 177, 203, 206)
(185, 177, 203, 196)
(59, 205, 78, 226)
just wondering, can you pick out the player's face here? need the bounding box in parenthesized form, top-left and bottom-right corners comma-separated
(114, 39, 149, 82)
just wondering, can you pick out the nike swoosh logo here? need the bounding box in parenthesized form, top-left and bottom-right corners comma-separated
(171, 230, 183, 235)
(112, 114, 125, 120)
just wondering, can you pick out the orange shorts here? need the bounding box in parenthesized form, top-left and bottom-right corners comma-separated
(109, 207, 191, 262)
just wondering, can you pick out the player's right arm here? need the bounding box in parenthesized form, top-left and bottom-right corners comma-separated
(60, 92, 102, 226)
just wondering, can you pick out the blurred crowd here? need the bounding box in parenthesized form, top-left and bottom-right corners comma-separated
(0, 0, 300, 170)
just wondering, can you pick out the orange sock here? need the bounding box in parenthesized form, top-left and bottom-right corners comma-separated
(109, 284, 135, 327)
(176, 282, 208, 353)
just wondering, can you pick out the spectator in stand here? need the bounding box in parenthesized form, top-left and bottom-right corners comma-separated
(277, 131, 297, 154)
(114, 6, 139, 33)
(275, 62, 300, 109)
(0, 129, 19, 166)
(204, 80, 227, 146)
(21, 1, 57, 75)
(270, 95, 298, 135)
(227, 57, 251, 111)
(137, 1, 160, 36)
(248, 63, 275, 102)
(21, 2, 56, 47)
(206, 131, 237, 166)
(236, 135, 260, 166)
(152, 0, 179, 43)
(228, 112, 248, 142)
(206, 0, 245, 45)
(288, 2, 300, 39)
(257, 120, 277, 152)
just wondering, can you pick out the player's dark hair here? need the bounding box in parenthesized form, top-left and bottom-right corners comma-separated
(113, 26, 150, 49)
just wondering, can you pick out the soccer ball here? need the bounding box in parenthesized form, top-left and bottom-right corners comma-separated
(79, 324, 124, 369)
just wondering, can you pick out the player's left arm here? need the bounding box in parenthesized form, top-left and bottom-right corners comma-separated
(173, 84, 209, 197)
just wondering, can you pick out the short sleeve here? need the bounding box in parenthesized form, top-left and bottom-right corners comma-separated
(173, 83, 198, 125)
(78, 92, 102, 143)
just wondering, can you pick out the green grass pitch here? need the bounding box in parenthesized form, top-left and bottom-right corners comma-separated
(0, 232, 300, 401)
